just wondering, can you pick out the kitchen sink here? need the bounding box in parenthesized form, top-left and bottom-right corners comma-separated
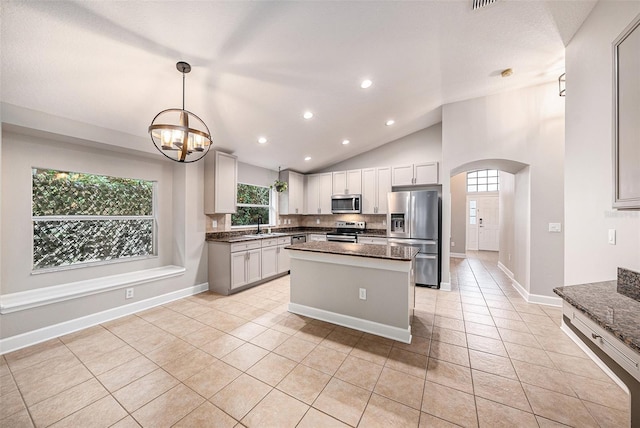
(242, 232, 288, 238)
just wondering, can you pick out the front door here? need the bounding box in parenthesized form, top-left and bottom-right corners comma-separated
(466, 194, 499, 251)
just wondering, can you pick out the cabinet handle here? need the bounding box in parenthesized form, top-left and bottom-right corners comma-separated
(591, 333, 601, 340)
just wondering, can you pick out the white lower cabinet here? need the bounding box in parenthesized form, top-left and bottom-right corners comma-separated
(277, 244, 291, 273)
(231, 248, 261, 290)
(261, 245, 279, 279)
(209, 236, 291, 295)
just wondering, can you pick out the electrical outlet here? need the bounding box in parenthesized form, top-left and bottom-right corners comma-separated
(451, 241, 455, 247)
(212, 219, 217, 228)
(382, 219, 386, 226)
(608, 229, 616, 245)
(316, 218, 320, 224)
(125, 288, 134, 299)
(359, 288, 367, 300)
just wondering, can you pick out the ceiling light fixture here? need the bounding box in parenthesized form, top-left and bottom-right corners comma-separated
(304, 156, 312, 161)
(258, 137, 267, 144)
(558, 73, 566, 97)
(385, 119, 395, 126)
(342, 139, 350, 145)
(149, 61, 212, 163)
(501, 68, 513, 77)
(360, 79, 373, 89)
(303, 111, 314, 120)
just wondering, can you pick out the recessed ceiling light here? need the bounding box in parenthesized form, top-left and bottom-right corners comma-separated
(385, 119, 395, 126)
(303, 111, 314, 120)
(342, 139, 350, 145)
(304, 156, 311, 161)
(360, 79, 373, 89)
(257, 137, 267, 144)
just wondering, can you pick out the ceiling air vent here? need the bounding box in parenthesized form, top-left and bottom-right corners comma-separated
(472, 0, 498, 10)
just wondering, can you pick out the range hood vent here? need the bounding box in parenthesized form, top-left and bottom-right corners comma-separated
(472, 0, 498, 10)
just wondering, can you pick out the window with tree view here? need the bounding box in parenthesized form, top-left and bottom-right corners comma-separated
(232, 183, 271, 227)
(32, 169, 156, 271)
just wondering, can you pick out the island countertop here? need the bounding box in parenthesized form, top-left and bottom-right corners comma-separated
(285, 241, 419, 261)
(554, 281, 640, 353)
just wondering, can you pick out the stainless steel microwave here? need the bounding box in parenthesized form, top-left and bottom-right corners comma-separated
(331, 194, 362, 214)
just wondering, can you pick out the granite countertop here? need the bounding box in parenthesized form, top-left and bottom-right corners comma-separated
(285, 241, 419, 261)
(554, 281, 640, 353)
(206, 227, 388, 243)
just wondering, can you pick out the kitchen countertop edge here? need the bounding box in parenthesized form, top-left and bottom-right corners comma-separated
(554, 282, 640, 353)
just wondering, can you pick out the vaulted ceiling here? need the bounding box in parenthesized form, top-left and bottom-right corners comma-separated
(1, 1, 596, 172)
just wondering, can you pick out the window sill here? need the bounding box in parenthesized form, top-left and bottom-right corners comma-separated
(0, 265, 185, 314)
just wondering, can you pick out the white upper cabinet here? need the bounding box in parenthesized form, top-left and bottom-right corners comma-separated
(332, 169, 362, 195)
(392, 162, 438, 186)
(305, 173, 333, 214)
(362, 166, 391, 214)
(278, 170, 305, 215)
(204, 151, 238, 214)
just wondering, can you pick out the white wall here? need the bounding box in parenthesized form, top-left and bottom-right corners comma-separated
(319, 124, 442, 172)
(0, 110, 208, 339)
(564, 1, 640, 284)
(441, 82, 564, 297)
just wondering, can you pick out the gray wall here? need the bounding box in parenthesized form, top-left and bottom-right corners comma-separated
(564, 1, 640, 284)
(498, 171, 515, 273)
(441, 82, 564, 296)
(450, 172, 467, 254)
(1, 109, 208, 339)
(319, 124, 442, 172)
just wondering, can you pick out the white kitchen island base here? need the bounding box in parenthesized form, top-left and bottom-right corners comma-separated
(287, 244, 416, 344)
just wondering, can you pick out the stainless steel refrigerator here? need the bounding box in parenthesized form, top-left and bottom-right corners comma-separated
(387, 190, 440, 287)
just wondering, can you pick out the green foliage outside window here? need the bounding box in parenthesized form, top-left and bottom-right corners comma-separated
(232, 183, 271, 226)
(32, 168, 156, 270)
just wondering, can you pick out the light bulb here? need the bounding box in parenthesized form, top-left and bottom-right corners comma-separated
(360, 79, 373, 89)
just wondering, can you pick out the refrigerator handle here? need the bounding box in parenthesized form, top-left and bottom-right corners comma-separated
(410, 194, 416, 237)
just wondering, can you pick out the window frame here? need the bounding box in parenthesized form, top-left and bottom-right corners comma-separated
(31, 168, 158, 274)
(231, 182, 275, 228)
(467, 169, 500, 193)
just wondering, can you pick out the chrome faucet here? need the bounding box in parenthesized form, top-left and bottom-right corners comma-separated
(257, 216, 262, 234)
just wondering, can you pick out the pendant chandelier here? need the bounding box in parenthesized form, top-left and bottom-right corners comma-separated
(149, 61, 212, 163)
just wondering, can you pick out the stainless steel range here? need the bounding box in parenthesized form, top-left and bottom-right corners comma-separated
(326, 221, 366, 243)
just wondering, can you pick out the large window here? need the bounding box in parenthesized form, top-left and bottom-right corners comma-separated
(32, 169, 156, 271)
(467, 169, 499, 192)
(231, 183, 272, 227)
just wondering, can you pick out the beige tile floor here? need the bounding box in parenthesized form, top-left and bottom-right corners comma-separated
(0, 251, 630, 427)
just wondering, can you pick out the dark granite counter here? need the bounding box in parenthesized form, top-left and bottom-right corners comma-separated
(285, 241, 419, 261)
(554, 281, 640, 353)
(206, 227, 388, 243)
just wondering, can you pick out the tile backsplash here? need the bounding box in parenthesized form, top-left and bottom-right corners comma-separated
(617, 267, 640, 302)
(206, 213, 387, 233)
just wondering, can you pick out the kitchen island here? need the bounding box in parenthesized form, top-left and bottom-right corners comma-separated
(285, 241, 418, 343)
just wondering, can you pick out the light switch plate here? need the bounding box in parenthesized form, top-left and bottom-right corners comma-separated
(548, 223, 562, 233)
(608, 229, 616, 245)
(359, 288, 367, 300)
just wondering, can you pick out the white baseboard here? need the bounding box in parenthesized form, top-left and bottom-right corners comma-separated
(497, 264, 561, 307)
(439, 281, 451, 291)
(450, 252, 467, 259)
(288, 302, 412, 344)
(497, 261, 514, 279)
(1, 265, 186, 314)
(560, 321, 629, 394)
(0, 282, 208, 355)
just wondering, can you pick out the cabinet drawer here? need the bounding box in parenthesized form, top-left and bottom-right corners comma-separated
(278, 236, 292, 245)
(261, 238, 279, 248)
(231, 241, 262, 252)
(358, 237, 387, 245)
(565, 304, 640, 382)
